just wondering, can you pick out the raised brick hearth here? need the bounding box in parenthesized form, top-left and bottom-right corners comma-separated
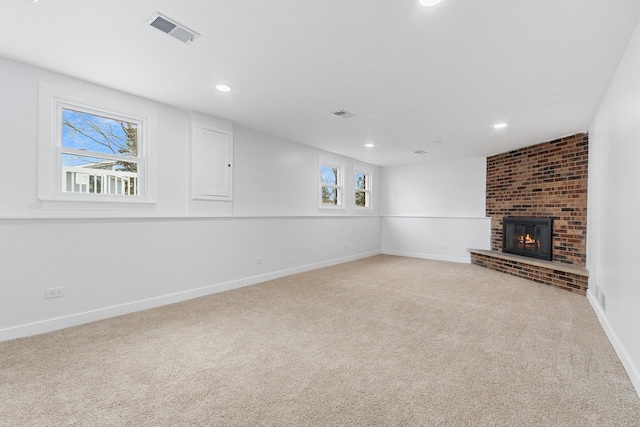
(469, 249, 588, 295)
(471, 133, 589, 294)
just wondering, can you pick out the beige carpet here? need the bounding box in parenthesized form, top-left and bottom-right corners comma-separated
(1, 255, 639, 426)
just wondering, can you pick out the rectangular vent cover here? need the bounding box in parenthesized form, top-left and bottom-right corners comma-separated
(148, 13, 199, 44)
(332, 110, 355, 119)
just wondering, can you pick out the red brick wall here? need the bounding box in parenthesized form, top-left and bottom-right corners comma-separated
(486, 133, 588, 266)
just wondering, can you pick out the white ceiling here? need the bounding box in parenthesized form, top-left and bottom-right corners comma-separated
(1, 0, 639, 166)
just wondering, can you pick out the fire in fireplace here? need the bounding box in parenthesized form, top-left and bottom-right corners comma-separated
(502, 217, 553, 261)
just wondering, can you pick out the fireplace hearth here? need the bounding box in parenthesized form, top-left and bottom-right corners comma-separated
(502, 217, 552, 261)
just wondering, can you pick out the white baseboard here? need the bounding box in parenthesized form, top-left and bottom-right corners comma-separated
(0, 250, 381, 342)
(587, 290, 640, 398)
(381, 249, 470, 264)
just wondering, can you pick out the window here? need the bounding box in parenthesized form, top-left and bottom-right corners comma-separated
(38, 81, 157, 207)
(320, 162, 344, 207)
(61, 108, 140, 197)
(354, 169, 372, 208)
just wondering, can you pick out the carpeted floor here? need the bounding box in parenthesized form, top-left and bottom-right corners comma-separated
(1, 255, 639, 426)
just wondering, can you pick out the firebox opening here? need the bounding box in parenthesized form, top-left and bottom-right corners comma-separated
(502, 217, 553, 261)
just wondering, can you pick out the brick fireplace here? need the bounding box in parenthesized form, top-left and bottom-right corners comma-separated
(470, 133, 589, 294)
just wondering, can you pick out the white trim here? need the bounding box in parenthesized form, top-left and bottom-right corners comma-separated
(40, 200, 157, 211)
(587, 290, 640, 398)
(354, 163, 373, 211)
(383, 215, 490, 219)
(38, 80, 158, 206)
(382, 249, 471, 264)
(0, 214, 383, 221)
(0, 250, 381, 342)
(352, 209, 377, 215)
(317, 207, 348, 214)
(319, 157, 345, 208)
(190, 121, 234, 201)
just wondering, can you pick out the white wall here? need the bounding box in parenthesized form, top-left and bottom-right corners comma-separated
(380, 157, 491, 262)
(587, 20, 640, 396)
(0, 216, 379, 340)
(233, 128, 319, 217)
(380, 157, 487, 217)
(232, 127, 379, 217)
(0, 57, 381, 341)
(381, 216, 491, 263)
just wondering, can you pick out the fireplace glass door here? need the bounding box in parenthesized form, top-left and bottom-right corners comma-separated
(502, 217, 552, 261)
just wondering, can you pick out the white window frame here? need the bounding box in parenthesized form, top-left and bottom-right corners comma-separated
(38, 81, 158, 209)
(354, 165, 373, 211)
(319, 158, 345, 210)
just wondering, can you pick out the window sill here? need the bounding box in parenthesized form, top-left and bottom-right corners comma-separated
(353, 208, 375, 214)
(41, 199, 157, 211)
(318, 206, 347, 214)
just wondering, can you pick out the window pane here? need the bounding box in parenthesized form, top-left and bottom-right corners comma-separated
(321, 165, 339, 185)
(61, 154, 138, 196)
(355, 172, 367, 190)
(322, 187, 339, 205)
(62, 108, 138, 157)
(356, 191, 367, 207)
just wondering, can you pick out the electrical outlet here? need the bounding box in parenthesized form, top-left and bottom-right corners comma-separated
(256, 257, 263, 264)
(440, 244, 447, 250)
(45, 287, 65, 299)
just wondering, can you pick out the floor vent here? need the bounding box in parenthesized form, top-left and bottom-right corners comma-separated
(148, 13, 200, 44)
(332, 110, 355, 119)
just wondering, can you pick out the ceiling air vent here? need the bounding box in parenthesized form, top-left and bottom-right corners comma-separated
(414, 150, 427, 155)
(332, 110, 355, 119)
(148, 12, 200, 44)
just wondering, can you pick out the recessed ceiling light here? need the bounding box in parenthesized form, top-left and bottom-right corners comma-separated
(419, 0, 442, 7)
(215, 84, 232, 92)
(494, 123, 508, 129)
(25, 0, 39, 3)
(365, 143, 375, 148)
